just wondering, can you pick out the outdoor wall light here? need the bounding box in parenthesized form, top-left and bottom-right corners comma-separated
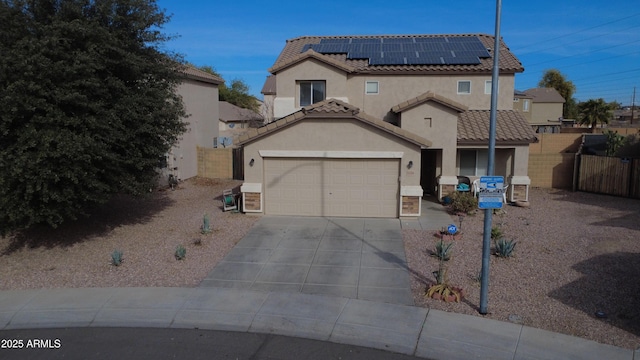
(249, 158, 255, 166)
(407, 160, 413, 169)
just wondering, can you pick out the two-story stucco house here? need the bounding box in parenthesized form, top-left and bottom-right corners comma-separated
(514, 87, 566, 133)
(164, 67, 223, 183)
(238, 34, 536, 218)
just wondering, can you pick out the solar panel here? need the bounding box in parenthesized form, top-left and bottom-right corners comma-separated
(351, 38, 382, 44)
(300, 36, 491, 65)
(347, 52, 370, 59)
(382, 43, 402, 52)
(319, 39, 351, 44)
(382, 37, 414, 44)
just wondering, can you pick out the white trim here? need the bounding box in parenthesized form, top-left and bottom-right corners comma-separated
(484, 80, 492, 95)
(259, 150, 404, 158)
(401, 186, 423, 196)
(240, 183, 262, 192)
(457, 80, 471, 94)
(365, 81, 379, 95)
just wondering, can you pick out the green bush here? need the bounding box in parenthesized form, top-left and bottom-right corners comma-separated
(491, 226, 503, 240)
(448, 191, 478, 214)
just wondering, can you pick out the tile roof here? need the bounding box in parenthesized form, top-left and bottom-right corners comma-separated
(391, 91, 469, 114)
(261, 75, 276, 95)
(458, 110, 537, 145)
(219, 101, 263, 123)
(270, 34, 523, 75)
(524, 87, 565, 103)
(237, 99, 431, 147)
(269, 49, 356, 74)
(181, 66, 224, 85)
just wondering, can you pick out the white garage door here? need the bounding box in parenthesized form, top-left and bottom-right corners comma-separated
(264, 158, 399, 217)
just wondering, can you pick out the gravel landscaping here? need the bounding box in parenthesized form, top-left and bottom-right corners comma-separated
(1, 178, 638, 349)
(405, 188, 640, 350)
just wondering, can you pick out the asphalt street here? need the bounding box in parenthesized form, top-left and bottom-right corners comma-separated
(0, 328, 431, 360)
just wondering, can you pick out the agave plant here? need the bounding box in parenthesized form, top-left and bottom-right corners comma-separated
(175, 244, 187, 260)
(434, 239, 453, 261)
(111, 249, 123, 266)
(494, 238, 517, 258)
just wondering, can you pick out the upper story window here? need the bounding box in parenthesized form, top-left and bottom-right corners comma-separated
(457, 80, 471, 94)
(300, 80, 326, 106)
(365, 81, 379, 95)
(523, 99, 530, 112)
(485, 80, 492, 94)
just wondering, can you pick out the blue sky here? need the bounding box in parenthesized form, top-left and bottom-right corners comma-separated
(156, 0, 640, 105)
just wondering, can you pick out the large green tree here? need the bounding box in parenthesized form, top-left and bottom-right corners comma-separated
(197, 65, 259, 112)
(577, 98, 612, 132)
(0, 0, 187, 234)
(538, 69, 578, 119)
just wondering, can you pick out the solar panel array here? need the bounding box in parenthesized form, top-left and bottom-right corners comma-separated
(300, 36, 491, 66)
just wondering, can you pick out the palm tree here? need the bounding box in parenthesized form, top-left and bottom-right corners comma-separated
(577, 98, 612, 132)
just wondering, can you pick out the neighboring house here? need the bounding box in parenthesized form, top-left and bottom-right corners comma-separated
(218, 101, 263, 146)
(261, 75, 276, 124)
(515, 87, 566, 133)
(246, 34, 537, 218)
(613, 108, 639, 126)
(164, 66, 223, 182)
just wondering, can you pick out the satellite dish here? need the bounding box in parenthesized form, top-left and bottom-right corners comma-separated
(229, 123, 235, 128)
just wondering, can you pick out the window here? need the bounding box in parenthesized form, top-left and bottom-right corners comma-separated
(365, 81, 379, 94)
(523, 99, 530, 112)
(299, 81, 325, 106)
(459, 150, 488, 176)
(457, 80, 471, 94)
(485, 80, 492, 94)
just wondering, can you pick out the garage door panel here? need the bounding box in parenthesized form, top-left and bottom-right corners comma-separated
(265, 158, 398, 217)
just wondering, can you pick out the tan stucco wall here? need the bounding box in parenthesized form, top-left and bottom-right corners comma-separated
(514, 98, 532, 123)
(272, 59, 516, 120)
(346, 74, 515, 119)
(399, 102, 459, 175)
(274, 60, 349, 118)
(243, 119, 422, 188)
(530, 102, 563, 125)
(172, 79, 219, 180)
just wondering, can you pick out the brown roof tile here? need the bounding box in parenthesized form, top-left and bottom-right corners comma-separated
(219, 101, 263, 123)
(181, 66, 224, 84)
(458, 110, 537, 145)
(269, 49, 356, 74)
(261, 75, 276, 95)
(271, 34, 523, 75)
(237, 99, 431, 147)
(391, 91, 469, 113)
(524, 87, 566, 103)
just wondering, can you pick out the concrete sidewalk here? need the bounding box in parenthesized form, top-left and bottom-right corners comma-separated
(0, 287, 635, 360)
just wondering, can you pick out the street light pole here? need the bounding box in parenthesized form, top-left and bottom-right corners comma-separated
(479, 0, 502, 315)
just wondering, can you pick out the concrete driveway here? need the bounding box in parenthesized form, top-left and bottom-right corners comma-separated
(201, 217, 414, 305)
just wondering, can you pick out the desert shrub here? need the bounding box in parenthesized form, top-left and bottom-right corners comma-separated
(491, 225, 503, 240)
(448, 191, 478, 214)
